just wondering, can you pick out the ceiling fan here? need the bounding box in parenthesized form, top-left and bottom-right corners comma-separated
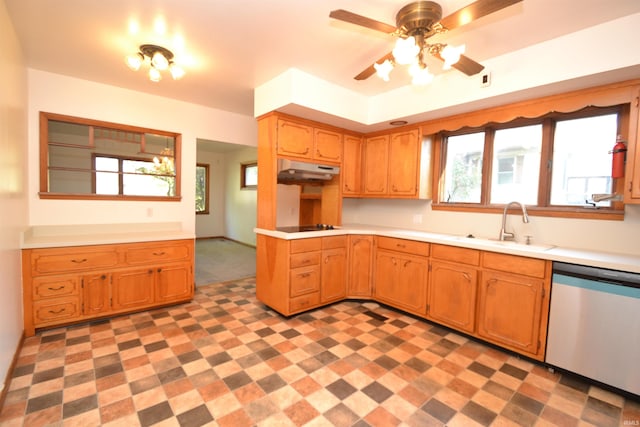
(329, 0, 523, 83)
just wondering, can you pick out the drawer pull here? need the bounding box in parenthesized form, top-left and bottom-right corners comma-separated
(299, 273, 310, 278)
(153, 251, 166, 256)
(396, 244, 406, 248)
(47, 286, 65, 291)
(71, 258, 87, 264)
(48, 308, 66, 314)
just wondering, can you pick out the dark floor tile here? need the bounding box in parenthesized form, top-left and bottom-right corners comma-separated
(324, 403, 359, 426)
(11, 364, 35, 378)
(177, 350, 203, 365)
(138, 401, 174, 427)
(462, 400, 497, 425)
(176, 404, 214, 427)
(279, 328, 301, 339)
(25, 391, 63, 414)
(315, 350, 339, 365)
(130, 375, 161, 395)
(207, 351, 232, 366)
(40, 333, 66, 344)
(511, 392, 544, 415)
(317, 337, 339, 349)
(32, 367, 65, 384)
(66, 335, 90, 346)
(257, 373, 287, 394)
(64, 370, 95, 388)
(158, 366, 187, 384)
(422, 398, 456, 423)
(374, 355, 400, 371)
(362, 381, 393, 403)
(95, 363, 123, 379)
(223, 371, 252, 390)
(468, 361, 496, 378)
(326, 379, 357, 400)
(502, 401, 538, 427)
(62, 394, 98, 419)
(500, 363, 528, 381)
(117, 338, 142, 351)
(144, 340, 169, 353)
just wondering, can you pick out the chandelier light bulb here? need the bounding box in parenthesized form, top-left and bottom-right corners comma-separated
(393, 36, 420, 65)
(149, 67, 162, 82)
(151, 51, 169, 70)
(441, 44, 465, 70)
(374, 59, 394, 82)
(125, 52, 143, 71)
(409, 64, 434, 85)
(169, 63, 185, 80)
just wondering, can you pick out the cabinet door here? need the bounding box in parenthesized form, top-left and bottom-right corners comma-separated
(477, 271, 544, 356)
(314, 128, 342, 163)
(82, 273, 111, 315)
(277, 119, 313, 159)
(388, 129, 419, 196)
(321, 247, 347, 303)
(111, 269, 155, 310)
(374, 250, 427, 314)
(156, 264, 193, 303)
(428, 261, 477, 333)
(347, 235, 373, 297)
(342, 135, 362, 195)
(363, 135, 389, 195)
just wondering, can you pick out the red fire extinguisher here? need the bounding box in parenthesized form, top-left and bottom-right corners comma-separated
(611, 135, 627, 178)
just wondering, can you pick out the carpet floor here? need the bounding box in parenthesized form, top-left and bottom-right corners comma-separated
(195, 238, 256, 286)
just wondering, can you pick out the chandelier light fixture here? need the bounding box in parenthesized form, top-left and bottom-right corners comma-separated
(374, 35, 464, 85)
(125, 44, 185, 82)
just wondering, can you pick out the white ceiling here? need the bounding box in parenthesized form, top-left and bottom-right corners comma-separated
(5, 0, 640, 120)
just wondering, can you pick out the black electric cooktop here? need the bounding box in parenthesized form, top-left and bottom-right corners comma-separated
(276, 224, 337, 233)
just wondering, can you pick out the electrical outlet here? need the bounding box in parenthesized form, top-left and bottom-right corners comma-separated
(480, 71, 491, 87)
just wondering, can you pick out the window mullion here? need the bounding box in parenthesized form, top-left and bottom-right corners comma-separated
(481, 128, 494, 205)
(538, 118, 554, 207)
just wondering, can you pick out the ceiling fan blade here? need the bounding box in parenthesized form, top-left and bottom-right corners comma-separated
(354, 52, 394, 80)
(439, 0, 523, 31)
(433, 52, 485, 76)
(330, 9, 397, 34)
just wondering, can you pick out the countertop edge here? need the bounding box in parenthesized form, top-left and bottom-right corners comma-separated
(254, 225, 640, 274)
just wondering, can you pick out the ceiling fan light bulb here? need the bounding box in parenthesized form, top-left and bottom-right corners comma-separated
(151, 51, 169, 70)
(441, 44, 465, 69)
(410, 66, 433, 85)
(149, 67, 162, 82)
(125, 52, 143, 71)
(374, 60, 394, 82)
(393, 36, 419, 65)
(169, 63, 185, 80)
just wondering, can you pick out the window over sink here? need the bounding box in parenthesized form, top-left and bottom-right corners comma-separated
(40, 112, 181, 200)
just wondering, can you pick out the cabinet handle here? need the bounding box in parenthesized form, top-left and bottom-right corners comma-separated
(153, 251, 166, 256)
(47, 286, 64, 291)
(463, 273, 471, 281)
(71, 258, 87, 263)
(48, 308, 66, 314)
(396, 243, 406, 248)
(403, 260, 411, 267)
(157, 268, 162, 273)
(299, 272, 310, 278)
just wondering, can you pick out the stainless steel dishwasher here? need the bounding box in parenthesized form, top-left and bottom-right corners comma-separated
(546, 262, 640, 396)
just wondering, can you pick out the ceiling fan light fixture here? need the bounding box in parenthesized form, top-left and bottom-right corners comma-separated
(409, 63, 433, 85)
(393, 36, 420, 65)
(126, 44, 185, 82)
(374, 59, 394, 81)
(441, 44, 465, 69)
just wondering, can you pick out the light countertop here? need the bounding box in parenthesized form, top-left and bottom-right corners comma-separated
(255, 224, 640, 274)
(21, 222, 195, 249)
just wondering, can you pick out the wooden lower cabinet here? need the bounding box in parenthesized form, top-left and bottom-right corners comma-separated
(347, 235, 373, 298)
(373, 238, 429, 316)
(22, 239, 194, 336)
(476, 252, 551, 360)
(427, 244, 480, 334)
(321, 246, 347, 303)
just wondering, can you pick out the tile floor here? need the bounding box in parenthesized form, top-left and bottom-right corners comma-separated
(1, 278, 638, 426)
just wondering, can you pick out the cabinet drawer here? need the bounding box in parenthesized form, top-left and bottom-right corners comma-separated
(322, 235, 347, 249)
(290, 238, 322, 253)
(290, 252, 321, 268)
(30, 248, 118, 274)
(289, 292, 320, 313)
(125, 242, 191, 265)
(432, 244, 480, 266)
(377, 236, 429, 256)
(33, 276, 79, 300)
(290, 267, 320, 297)
(482, 252, 547, 278)
(33, 298, 80, 324)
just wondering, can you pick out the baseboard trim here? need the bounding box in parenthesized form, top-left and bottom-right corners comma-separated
(196, 236, 256, 249)
(0, 331, 26, 412)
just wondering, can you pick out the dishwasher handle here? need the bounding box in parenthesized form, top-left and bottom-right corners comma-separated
(553, 262, 640, 288)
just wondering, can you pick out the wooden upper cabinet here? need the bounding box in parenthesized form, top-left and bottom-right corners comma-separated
(277, 119, 314, 159)
(361, 127, 430, 199)
(389, 129, 420, 196)
(625, 90, 640, 202)
(276, 118, 343, 164)
(314, 128, 342, 163)
(342, 135, 362, 196)
(363, 135, 389, 195)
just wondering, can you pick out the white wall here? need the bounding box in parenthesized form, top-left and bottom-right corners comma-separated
(224, 147, 258, 246)
(195, 145, 257, 246)
(27, 70, 257, 232)
(0, 0, 28, 396)
(342, 199, 640, 256)
(195, 148, 226, 238)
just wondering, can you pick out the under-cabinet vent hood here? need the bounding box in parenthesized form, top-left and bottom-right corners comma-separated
(277, 159, 340, 182)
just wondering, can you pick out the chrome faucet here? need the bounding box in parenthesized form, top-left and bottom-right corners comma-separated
(499, 201, 529, 241)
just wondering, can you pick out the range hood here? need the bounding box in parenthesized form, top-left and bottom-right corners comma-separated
(277, 159, 340, 182)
